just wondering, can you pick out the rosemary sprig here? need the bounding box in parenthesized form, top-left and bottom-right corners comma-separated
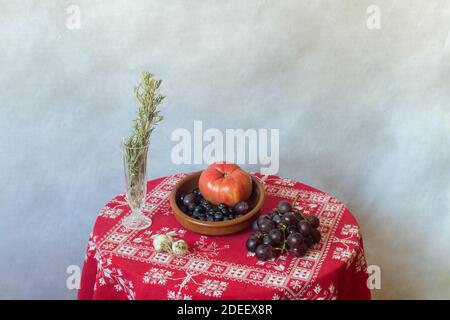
(125, 71, 165, 149)
(124, 72, 165, 201)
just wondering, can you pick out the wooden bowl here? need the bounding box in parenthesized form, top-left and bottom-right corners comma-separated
(169, 171, 266, 236)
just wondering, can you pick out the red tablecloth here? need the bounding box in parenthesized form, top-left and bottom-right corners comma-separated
(78, 173, 371, 300)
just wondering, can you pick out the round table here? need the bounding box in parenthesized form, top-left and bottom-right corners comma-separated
(78, 173, 371, 300)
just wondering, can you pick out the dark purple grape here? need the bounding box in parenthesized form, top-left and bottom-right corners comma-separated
(193, 188, 201, 197)
(268, 209, 279, 219)
(307, 215, 320, 229)
(281, 212, 298, 226)
(262, 234, 271, 245)
(255, 244, 274, 261)
(185, 210, 194, 217)
(268, 229, 283, 246)
(287, 232, 304, 249)
(180, 205, 189, 214)
(311, 229, 321, 244)
(194, 205, 204, 215)
(257, 216, 269, 227)
(304, 236, 313, 247)
(206, 215, 215, 222)
(278, 201, 292, 214)
(234, 201, 250, 215)
(214, 212, 224, 221)
(298, 220, 312, 237)
(218, 203, 226, 210)
(252, 219, 260, 231)
(183, 193, 197, 206)
(291, 244, 308, 257)
(187, 203, 197, 212)
(272, 214, 282, 224)
(259, 220, 275, 233)
(246, 237, 261, 252)
(287, 225, 299, 235)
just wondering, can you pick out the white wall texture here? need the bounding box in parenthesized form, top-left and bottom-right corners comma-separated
(0, 0, 449, 299)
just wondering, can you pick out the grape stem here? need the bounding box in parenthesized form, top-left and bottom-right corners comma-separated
(273, 224, 288, 254)
(292, 193, 306, 221)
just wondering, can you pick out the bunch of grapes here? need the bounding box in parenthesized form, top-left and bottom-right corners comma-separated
(246, 200, 321, 261)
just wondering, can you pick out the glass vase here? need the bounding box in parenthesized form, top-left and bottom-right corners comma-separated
(122, 140, 152, 230)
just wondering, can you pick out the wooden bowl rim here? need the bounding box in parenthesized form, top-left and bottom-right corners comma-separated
(169, 171, 266, 227)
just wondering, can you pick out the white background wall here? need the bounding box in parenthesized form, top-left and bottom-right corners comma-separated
(0, 0, 449, 299)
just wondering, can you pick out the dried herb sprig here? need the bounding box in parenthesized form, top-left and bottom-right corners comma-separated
(124, 72, 165, 198)
(125, 71, 165, 148)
